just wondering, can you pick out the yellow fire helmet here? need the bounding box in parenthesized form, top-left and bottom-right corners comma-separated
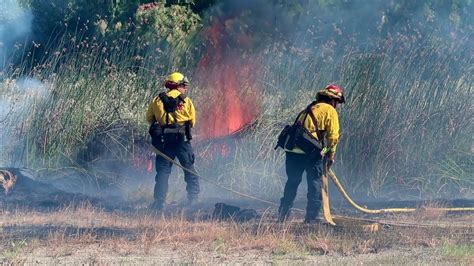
(165, 72, 190, 89)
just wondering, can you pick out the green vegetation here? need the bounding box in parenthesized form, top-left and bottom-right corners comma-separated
(439, 242, 474, 262)
(1, 0, 472, 199)
(0, 239, 28, 261)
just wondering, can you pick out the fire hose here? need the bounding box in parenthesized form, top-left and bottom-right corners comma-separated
(153, 148, 474, 229)
(327, 168, 474, 213)
(320, 166, 474, 228)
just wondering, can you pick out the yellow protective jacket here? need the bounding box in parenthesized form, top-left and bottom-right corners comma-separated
(286, 102, 340, 156)
(146, 89, 196, 127)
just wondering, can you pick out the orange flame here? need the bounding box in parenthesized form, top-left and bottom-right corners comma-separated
(196, 19, 261, 140)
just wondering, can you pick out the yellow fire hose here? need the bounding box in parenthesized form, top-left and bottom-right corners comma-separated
(326, 168, 474, 213)
(321, 167, 336, 225)
(152, 148, 473, 230)
(321, 166, 474, 229)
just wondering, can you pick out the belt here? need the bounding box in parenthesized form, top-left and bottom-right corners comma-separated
(162, 127, 185, 134)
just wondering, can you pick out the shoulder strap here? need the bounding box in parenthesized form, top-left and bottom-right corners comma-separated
(171, 112, 178, 127)
(178, 93, 187, 102)
(158, 92, 167, 101)
(293, 109, 307, 125)
(305, 102, 324, 143)
(157, 93, 171, 126)
(165, 113, 170, 126)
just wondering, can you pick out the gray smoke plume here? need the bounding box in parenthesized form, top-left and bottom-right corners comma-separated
(0, 1, 35, 165)
(194, 0, 473, 201)
(0, 0, 33, 69)
(0, 77, 49, 166)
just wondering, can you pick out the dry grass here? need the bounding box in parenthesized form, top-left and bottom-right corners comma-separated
(1, 203, 472, 264)
(414, 201, 449, 221)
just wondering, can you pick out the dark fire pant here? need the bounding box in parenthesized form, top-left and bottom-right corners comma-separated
(154, 139, 200, 206)
(279, 152, 323, 221)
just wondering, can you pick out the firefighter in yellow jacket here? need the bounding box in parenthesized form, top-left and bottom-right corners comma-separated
(146, 72, 198, 210)
(278, 84, 345, 223)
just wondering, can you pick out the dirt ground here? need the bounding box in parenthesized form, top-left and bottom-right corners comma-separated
(1, 205, 473, 265)
(7, 245, 471, 265)
(1, 168, 473, 264)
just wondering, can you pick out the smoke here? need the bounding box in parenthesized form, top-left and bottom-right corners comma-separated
(0, 77, 49, 166)
(0, 0, 33, 69)
(16, 77, 48, 96)
(196, 0, 473, 62)
(189, 0, 474, 201)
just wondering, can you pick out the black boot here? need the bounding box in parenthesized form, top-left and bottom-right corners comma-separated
(186, 194, 200, 210)
(304, 212, 327, 224)
(187, 194, 198, 204)
(303, 211, 320, 224)
(278, 205, 291, 223)
(149, 200, 164, 213)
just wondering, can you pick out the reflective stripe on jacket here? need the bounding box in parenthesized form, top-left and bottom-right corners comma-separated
(146, 89, 196, 127)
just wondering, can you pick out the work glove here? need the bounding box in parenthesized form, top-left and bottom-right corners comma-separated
(320, 147, 329, 157)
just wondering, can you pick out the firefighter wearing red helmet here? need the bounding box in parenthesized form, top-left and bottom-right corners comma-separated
(146, 72, 199, 211)
(278, 84, 345, 223)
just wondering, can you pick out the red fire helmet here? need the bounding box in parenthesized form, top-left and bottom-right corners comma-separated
(318, 84, 345, 103)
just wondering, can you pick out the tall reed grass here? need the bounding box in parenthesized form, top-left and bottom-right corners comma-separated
(1, 29, 472, 200)
(254, 36, 473, 199)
